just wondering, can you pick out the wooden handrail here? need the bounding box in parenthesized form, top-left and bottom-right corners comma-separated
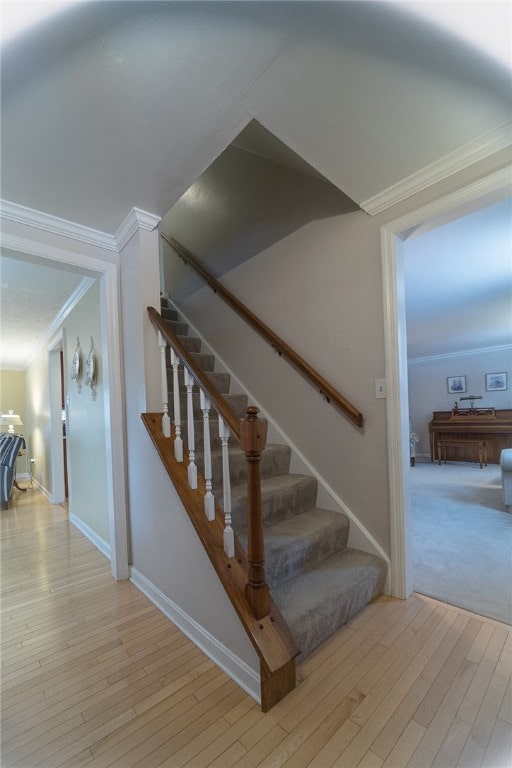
(161, 233, 364, 428)
(147, 306, 241, 439)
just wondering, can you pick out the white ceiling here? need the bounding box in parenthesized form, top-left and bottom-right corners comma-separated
(0, 253, 93, 368)
(0, 1, 511, 369)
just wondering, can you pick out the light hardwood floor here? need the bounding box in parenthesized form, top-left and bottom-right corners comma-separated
(1, 489, 511, 768)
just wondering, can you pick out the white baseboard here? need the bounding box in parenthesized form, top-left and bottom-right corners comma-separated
(29, 477, 53, 502)
(130, 567, 261, 704)
(69, 513, 111, 560)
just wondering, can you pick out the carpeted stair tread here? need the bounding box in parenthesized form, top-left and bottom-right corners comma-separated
(239, 508, 350, 589)
(272, 547, 387, 660)
(198, 443, 291, 485)
(227, 473, 318, 532)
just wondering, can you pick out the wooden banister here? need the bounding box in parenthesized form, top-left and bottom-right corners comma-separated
(161, 233, 364, 428)
(147, 306, 241, 439)
(148, 304, 271, 620)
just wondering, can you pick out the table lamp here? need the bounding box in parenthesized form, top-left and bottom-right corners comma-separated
(0, 410, 23, 434)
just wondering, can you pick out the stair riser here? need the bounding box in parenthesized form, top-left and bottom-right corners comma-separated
(164, 320, 189, 336)
(261, 515, 350, 588)
(161, 307, 178, 322)
(166, 336, 202, 354)
(193, 445, 291, 486)
(165, 353, 215, 373)
(226, 476, 318, 534)
(169, 393, 248, 419)
(168, 371, 231, 395)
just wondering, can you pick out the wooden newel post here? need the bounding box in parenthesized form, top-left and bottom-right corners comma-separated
(240, 406, 269, 620)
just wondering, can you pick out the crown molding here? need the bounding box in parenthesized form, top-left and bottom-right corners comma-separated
(20, 277, 96, 369)
(114, 207, 161, 251)
(0, 200, 161, 253)
(0, 199, 118, 251)
(408, 343, 512, 366)
(362, 122, 512, 216)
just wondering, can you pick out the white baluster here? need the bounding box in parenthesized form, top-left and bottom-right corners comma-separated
(170, 348, 183, 462)
(184, 367, 198, 489)
(219, 415, 234, 558)
(200, 390, 215, 521)
(158, 331, 171, 438)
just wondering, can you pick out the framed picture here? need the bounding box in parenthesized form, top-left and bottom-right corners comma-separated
(485, 372, 507, 391)
(447, 375, 466, 394)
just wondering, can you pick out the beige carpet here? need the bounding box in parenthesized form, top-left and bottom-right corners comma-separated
(410, 459, 512, 625)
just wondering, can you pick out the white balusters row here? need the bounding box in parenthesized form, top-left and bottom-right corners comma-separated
(158, 337, 234, 557)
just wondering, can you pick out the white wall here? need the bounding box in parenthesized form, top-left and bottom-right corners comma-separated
(64, 280, 110, 542)
(178, 214, 390, 547)
(408, 348, 512, 458)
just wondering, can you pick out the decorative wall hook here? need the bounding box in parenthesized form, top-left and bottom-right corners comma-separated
(84, 336, 97, 401)
(71, 337, 82, 393)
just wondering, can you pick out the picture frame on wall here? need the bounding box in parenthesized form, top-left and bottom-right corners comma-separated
(485, 372, 507, 391)
(447, 375, 466, 394)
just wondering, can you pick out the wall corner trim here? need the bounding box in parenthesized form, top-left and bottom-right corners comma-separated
(114, 207, 162, 251)
(129, 567, 261, 704)
(362, 121, 512, 215)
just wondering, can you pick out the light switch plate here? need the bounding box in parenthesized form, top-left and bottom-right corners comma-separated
(375, 379, 387, 398)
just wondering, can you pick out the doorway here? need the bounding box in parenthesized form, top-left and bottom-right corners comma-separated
(381, 165, 511, 600)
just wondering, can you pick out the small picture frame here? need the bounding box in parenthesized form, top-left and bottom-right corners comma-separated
(485, 372, 507, 392)
(447, 375, 466, 394)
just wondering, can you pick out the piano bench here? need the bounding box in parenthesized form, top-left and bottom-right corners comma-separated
(500, 449, 512, 511)
(437, 439, 488, 469)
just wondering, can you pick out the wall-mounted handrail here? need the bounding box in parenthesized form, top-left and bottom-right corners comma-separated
(161, 233, 364, 428)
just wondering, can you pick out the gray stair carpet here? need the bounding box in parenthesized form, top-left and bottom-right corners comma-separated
(162, 297, 387, 661)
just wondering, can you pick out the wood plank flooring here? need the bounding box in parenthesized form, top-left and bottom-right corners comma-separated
(1, 489, 511, 768)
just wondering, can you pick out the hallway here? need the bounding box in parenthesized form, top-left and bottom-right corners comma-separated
(1, 490, 511, 767)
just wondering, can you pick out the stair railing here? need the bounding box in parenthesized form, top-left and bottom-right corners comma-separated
(161, 233, 364, 428)
(148, 306, 270, 619)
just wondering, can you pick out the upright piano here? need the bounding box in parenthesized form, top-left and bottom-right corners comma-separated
(428, 408, 512, 464)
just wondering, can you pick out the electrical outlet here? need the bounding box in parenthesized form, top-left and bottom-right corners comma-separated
(375, 379, 387, 399)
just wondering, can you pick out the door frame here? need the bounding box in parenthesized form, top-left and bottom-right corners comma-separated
(1, 231, 129, 581)
(48, 333, 66, 503)
(382, 165, 512, 598)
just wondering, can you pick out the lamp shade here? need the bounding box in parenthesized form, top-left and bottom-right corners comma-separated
(0, 410, 23, 434)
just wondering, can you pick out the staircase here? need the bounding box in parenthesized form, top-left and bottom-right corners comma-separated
(161, 298, 387, 662)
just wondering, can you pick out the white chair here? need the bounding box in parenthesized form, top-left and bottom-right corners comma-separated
(500, 449, 512, 512)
